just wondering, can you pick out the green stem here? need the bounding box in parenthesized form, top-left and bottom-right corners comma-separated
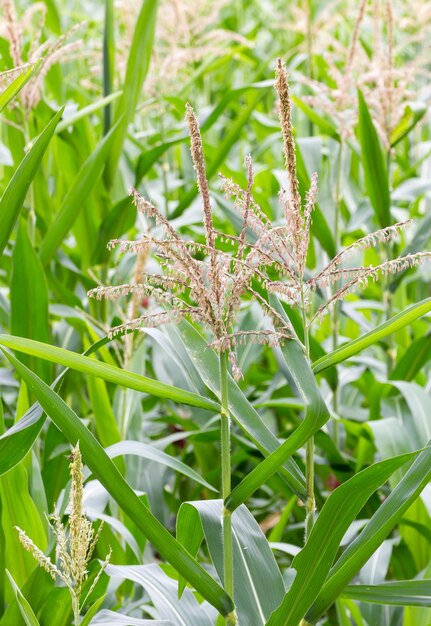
(220, 350, 234, 621)
(385, 147, 396, 375)
(305, 0, 314, 135)
(300, 285, 315, 539)
(332, 139, 345, 443)
(72, 593, 80, 626)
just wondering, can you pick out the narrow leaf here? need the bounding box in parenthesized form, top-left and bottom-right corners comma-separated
(0, 63, 40, 112)
(11, 224, 50, 383)
(267, 451, 418, 626)
(1, 350, 233, 618)
(312, 297, 431, 374)
(0, 107, 63, 257)
(39, 121, 120, 265)
(0, 335, 219, 411)
(342, 580, 431, 607)
(105, 440, 217, 491)
(6, 571, 40, 626)
(306, 444, 431, 623)
(357, 89, 391, 227)
(226, 338, 329, 511)
(105, 0, 158, 184)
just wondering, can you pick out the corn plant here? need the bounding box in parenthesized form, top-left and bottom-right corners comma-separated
(0, 1, 431, 625)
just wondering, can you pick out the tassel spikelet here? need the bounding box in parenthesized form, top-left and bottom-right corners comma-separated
(16, 443, 111, 622)
(89, 107, 295, 380)
(1, 0, 85, 112)
(223, 60, 430, 336)
(290, 0, 427, 145)
(88, 59, 430, 363)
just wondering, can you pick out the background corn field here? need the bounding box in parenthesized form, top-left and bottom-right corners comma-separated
(0, 1, 431, 625)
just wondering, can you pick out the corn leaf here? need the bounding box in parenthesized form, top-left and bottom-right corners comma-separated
(39, 120, 120, 266)
(0, 335, 220, 411)
(176, 500, 285, 624)
(313, 297, 431, 374)
(0, 107, 63, 257)
(306, 443, 431, 623)
(357, 89, 391, 228)
(1, 350, 234, 618)
(105, 0, 158, 185)
(267, 451, 418, 626)
(342, 580, 431, 607)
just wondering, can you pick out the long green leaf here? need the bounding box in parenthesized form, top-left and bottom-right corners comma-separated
(105, 440, 217, 491)
(0, 335, 219, 411)
(177, 500, 285, 625)
(390, 101, 427, 147)
(1, 463, 47, 587)
(312, 297, 431, 374)
(11, 224, 50, 383)
(342, 580, 431, 607)
(78, 595, 107, 626)
(0, 63, 40, 112)
(306, 443, 431, 623)
(1, 350, 234, 618)
(226, 337, 329, 511)
(105, 0, 158, 185)
(39, 121, 120, 265)
(104, 564, 212, 626)
(0, 107, 63, 257)
(291, 94, 340, 140)
(267, 451, 418, 626)
(55, 92, 121, 134)
(102, 0, 115, 134)
(163, 322, 306, 496)
(357, 89, 391, 227)
(0, 337, 116, 477)
(6, 571, 40, 626)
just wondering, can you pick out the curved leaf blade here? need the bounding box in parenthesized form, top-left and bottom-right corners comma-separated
(226, 338, 329, 511)
(0, 62, 40, 112)
(267, 451, 418, 626)
(177, 500, 285, 625)
(6, 571, 40, 626)
(306, 443, 431, 623)
(0, 107, 63, 257)
(357, 89, 390, 227)
(1, 350, 233, 618)
(104, 564, 213, 626)
(39, 120, 120, 265)
(163, 322, 306, 496)
(90, 610, 169, 625)
(312, 297, 431, 374)
(0, 335, 219, 411)
(106, 441, 217, 491)
(342, 580, 431, 607)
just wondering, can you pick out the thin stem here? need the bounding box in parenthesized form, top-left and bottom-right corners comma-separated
(385, 147, 396, 375)
(305, 0, 314, 135)
(72, 593, 80, 626)
(300, 283, 315, 539)
(220, 349, 234, 622)
(332, 139, 345, 443)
